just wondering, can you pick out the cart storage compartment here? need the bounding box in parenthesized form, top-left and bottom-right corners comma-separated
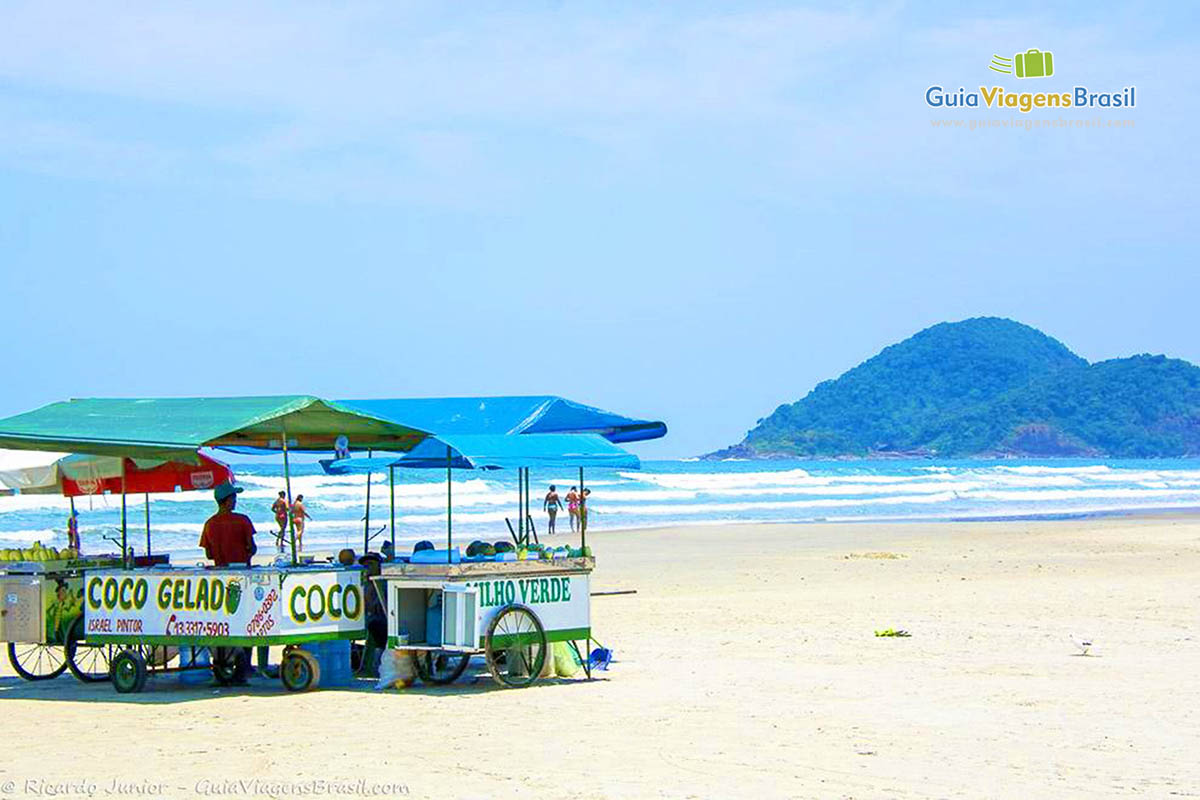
(390, 583, 478, 650)
(0, 578, 44, 643)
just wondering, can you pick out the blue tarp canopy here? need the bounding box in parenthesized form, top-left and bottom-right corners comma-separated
(337, 396, 666, 444)
(321, 433, 640, 474)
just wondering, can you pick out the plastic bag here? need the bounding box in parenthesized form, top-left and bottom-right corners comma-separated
(553, 641, 580, 678)
(376, 649, 417, 690)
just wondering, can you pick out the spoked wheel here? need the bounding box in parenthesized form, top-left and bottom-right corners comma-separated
(280, 649, 320, 692)
(7, 642, 68, 681)
(212, 648, 249, 686)
(65, 616, 113, 682)
(484, 604, 547, 688)
(416, 650, 472, 685)
(110, 649, 148, 694)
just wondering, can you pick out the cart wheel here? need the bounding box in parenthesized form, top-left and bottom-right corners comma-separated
(7, 642, 68, 681)
(110, 649, 148, 694)
(416, 651, 472, 685)
(65, 616, 113, 683)
(280, 649, 321, 692)
(484, 604, 547, 689)
(211, 648, 249, 686)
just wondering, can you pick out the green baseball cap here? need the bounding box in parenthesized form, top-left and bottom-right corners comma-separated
(214, 482, 243, 503)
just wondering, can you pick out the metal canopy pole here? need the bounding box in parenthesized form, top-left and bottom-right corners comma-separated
(389, 465, 396, 554)
(446, 445, 452, 563)
(121, 459, 128, 568)
(517, 468, 524, 545)
(523, 468, 531, 542)
(364, 448, 373, 554)
(282, 426, 297, 566)
(579, 466, 586, 550)
(69, 496, 76, 551)
(144, 493, 151, 556)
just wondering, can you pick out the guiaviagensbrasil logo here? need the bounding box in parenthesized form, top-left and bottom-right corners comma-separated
(926, 48, 1135, 114)
(989, 49, 1053, 79)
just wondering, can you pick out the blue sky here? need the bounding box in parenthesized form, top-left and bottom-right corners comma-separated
(1, 1, 1196, 457)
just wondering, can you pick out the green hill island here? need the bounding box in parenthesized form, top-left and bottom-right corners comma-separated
(711, 317, 1200, 459)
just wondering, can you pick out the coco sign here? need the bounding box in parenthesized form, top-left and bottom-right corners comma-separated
(84, 569, 366, 643)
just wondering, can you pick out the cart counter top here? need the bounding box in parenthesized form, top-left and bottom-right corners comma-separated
(380, 556, 594, 580)
(84, 562, 362, 577)
(0, 556, 124, 575)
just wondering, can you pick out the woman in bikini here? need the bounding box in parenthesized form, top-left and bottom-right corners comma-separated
(543, 485, 563, 535)
(271, 491, 289, 551)
(290, 495, 313, 552)
(565, 487, 580, 534)
(579, 488, 592, 534)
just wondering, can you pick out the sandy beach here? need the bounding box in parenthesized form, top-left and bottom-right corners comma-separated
(2, 515, 1198, 799)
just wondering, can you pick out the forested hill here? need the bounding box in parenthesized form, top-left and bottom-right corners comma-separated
(711, 317, 1200, 459)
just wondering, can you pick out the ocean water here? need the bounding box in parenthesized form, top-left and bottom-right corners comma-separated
(3, 457, 1200, 562)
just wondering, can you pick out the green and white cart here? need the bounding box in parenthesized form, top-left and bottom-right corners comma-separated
(378, 556, 594, 688)
(80, 563, 367, 693)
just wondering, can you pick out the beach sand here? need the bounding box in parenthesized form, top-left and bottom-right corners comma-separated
(2, 515, 1198, 799)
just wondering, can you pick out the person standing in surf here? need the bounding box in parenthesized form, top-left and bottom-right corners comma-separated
(579, 488, 592, 535)
(271, 491, 289, 551)
(290, 495, 312, 552)
(66, 509, 80, 552)
(565, 486, 580, 534)
(543, 485, 563, 535)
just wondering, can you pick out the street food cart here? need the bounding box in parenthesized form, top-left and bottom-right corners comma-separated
(82, 563, 367, 692)
(323, 431, 636, 687)
(0, 396, 430, 691)
(378, 555, 594, 688)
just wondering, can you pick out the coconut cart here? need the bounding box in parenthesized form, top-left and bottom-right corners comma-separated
(81, 562, 367, 692)
(0, 452, 233, 682)
(324, 431, 636, 687)
(0, 395, 432, 692)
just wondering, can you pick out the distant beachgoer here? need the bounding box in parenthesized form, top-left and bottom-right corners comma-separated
(271, 491, 289, 551)
(580, 488, 592, 535)
(66, 510, 80, 552)
(565, 487, 580, 534)
(543, 485, 563, 535)
(291, 495, 312, 551)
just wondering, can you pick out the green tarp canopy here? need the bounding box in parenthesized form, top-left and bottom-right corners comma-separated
(0, 396, 430, 459)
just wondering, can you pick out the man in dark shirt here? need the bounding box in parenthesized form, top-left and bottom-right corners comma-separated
(199, 483, 257, 567)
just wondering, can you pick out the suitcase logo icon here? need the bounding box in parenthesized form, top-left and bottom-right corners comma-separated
(989, 49, 1054, 78)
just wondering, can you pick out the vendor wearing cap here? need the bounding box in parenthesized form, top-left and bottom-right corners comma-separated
(199, 482, 257, 567)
